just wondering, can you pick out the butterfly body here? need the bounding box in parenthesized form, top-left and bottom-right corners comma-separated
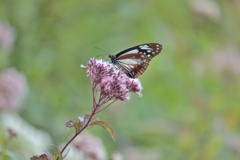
(109, 43, 162, 78)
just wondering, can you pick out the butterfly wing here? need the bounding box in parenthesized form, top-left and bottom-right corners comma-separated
(111, 43, 162, 78)
(116, 54, 150, 78)
(116, 43, 162, 58)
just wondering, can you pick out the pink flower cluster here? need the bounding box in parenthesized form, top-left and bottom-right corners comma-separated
(0, 22, 15, 54)
(0, 68, 28, 111)
(81, 58, 142, 106)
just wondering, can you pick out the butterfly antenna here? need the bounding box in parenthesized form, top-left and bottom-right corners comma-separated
(95, 47, 111, 61)
(95, 47, 110, 57)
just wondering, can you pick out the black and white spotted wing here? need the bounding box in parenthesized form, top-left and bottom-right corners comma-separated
(109, 43, 162, 78)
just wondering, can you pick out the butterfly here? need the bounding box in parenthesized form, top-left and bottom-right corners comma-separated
(109, 43, 162, 78)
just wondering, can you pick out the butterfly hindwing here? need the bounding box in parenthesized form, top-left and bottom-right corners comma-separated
(109, 43, 162, 78)
(117, 54, 149, 78)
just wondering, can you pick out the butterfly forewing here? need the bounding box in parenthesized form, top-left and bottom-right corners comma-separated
(109, 43, 162, 78)
(116, 43, 162, 58)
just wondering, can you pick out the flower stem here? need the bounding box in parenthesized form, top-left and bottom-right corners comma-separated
(95, 99, 117, 114)
(56, 107, 97, 160)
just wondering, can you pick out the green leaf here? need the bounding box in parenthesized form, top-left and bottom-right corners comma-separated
(90, 120, 116, 141)
(51, 149, 56, 160)
(52, 145, 63, 160)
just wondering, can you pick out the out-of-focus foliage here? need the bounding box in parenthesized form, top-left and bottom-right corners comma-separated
(0, 0, 240, 159)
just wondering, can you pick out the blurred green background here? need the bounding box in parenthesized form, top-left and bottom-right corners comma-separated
(1, 0, 240, 159)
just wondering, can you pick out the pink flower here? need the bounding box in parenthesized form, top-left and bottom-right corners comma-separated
(0, 68, 28, 111)
(0, 22, 16, 54)
(72, 132, 106, 160)
(81, 58, 142, 112)
(191, 44, 240, 77)
(81, 59, 142, 112)
(190, 0, 221, 22)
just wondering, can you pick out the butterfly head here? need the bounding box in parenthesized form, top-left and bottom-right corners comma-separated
(109, 55, 117, 64)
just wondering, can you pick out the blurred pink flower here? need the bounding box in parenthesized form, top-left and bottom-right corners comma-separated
(0, 68, 28, 111)
(226, 134, 240, 154)
(190, 0, 221, 22)
(0, 22, 16, 54)
(81, 58, 142, 112)
(191, 44, 240, 77)
(72, 132, 106, 160)
(210, 44, 240, 76)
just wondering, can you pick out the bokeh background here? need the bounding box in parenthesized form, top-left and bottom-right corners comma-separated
(1, 0, 240, 159)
